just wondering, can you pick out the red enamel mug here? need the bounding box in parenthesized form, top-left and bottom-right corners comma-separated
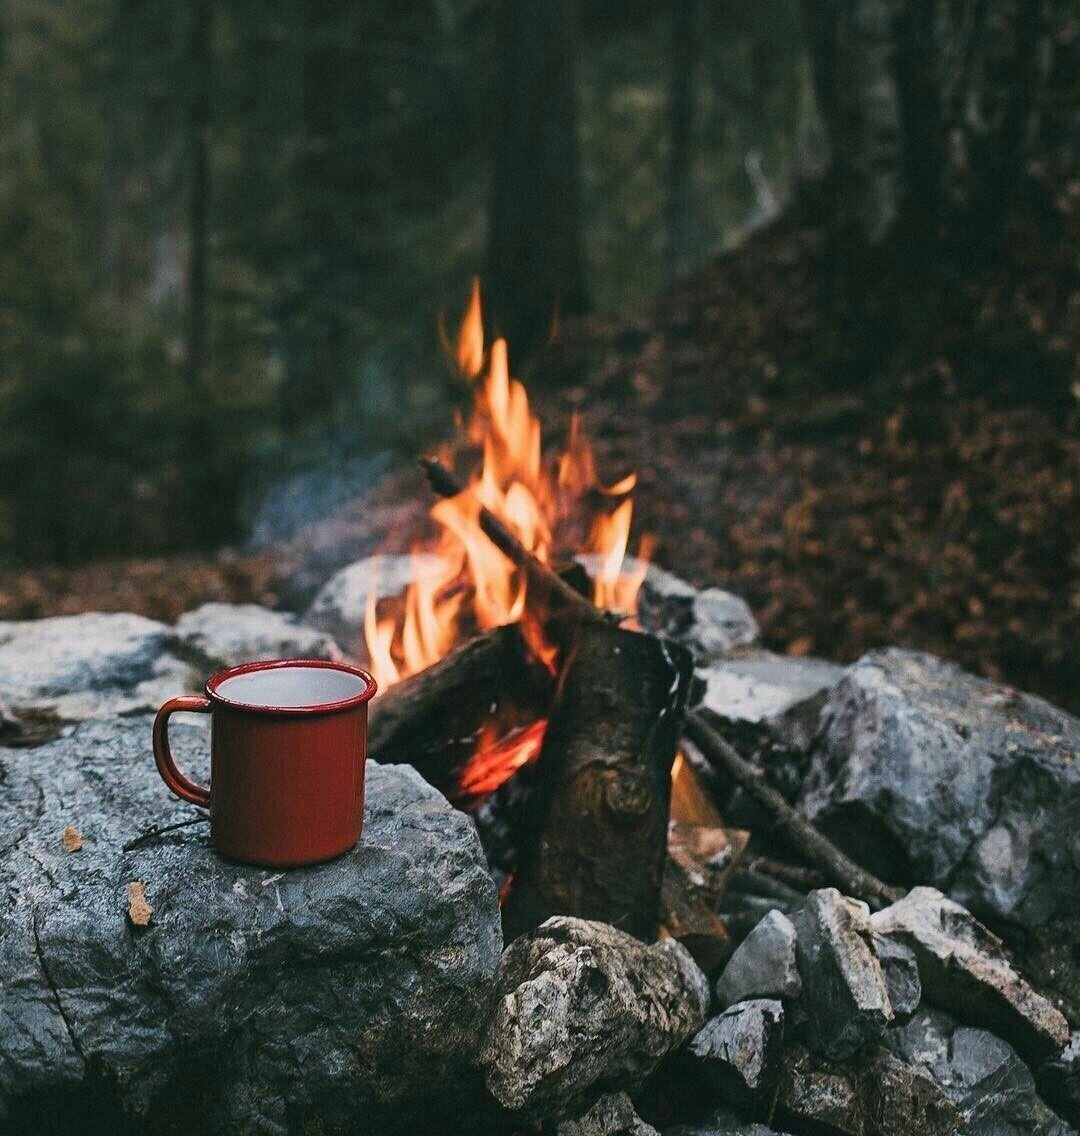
(152, 659, 377, 867)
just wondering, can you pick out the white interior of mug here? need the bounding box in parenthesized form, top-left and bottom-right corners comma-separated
(215, 666, 369, 709)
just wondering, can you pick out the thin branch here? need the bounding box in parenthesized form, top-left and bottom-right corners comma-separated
(123, 815, 208, 852)
(419, 456, 623, 628)
(684, 712, 902, 910)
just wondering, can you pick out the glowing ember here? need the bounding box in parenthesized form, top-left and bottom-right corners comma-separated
(455, 718, 549, 806)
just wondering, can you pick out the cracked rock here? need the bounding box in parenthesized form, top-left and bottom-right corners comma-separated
(557, 1093, 660, 1136)
(790, 889, 893, 1060)
(0, 716, 501, 1136)
(887, 1008, 1076, 1136)
(777, 1044, 965, 1136)
(872, 933, 921, 1020)
(871, 888, 1069, 1065)
(715, 910, 801, 1008)
(681, 1000, 785, 1111)
(797, 650, 1080, 971)
(480, 916, 710, 1120)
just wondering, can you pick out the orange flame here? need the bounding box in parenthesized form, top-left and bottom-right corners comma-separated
(364, 284, 651, 698)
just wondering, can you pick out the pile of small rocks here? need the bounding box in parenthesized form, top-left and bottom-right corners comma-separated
(0, 556, 1076, 1136)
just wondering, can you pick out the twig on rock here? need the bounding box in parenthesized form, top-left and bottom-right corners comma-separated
(123, 815, 208, 852)
(684, 712, 902, 910)
(419, 457, 624, 628)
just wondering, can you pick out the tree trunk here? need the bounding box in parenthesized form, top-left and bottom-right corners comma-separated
(186, 0, 211, 399)
(487, 0, 587, 361)
(667, 0, 702, 278)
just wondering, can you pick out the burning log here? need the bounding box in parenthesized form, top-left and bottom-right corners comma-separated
(505, 622, 695, 941)
(420, 456, 623, 635)
(367, 623, 552, 798)
(684, 711, 902, 910)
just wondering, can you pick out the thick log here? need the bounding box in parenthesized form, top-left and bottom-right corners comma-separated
(367, 623, 552, 799)
(505, 623, 695, 941)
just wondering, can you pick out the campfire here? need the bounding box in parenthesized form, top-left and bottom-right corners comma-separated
(357, 283, 888, 953)
(359, 281, 699, 940)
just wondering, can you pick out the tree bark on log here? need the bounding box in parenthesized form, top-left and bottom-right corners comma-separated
(367, 624, 552, 799)
(505, 624, 695, 941)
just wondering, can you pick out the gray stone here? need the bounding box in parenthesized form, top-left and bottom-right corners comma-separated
(790, 889, 893, 1060)
(480, 916, 710, 1120)
(887, 1009, 1076, 1136)
(170, 602, 342, 671)
(0, 716, 501, 1136)
(872, 933, 921, 1020)
(698, 650, 842, 733)
(798, 649, 1080, 943)
(666, 1115, 792, 1136)
(776, 1045, 863, 1135)
(578, 556, 759, 665)
(871, 888, 1069, 1065)
(1037, 1032, 1080, 1130)
(303, 553, 445, 655)
(0, 612, 192, 722)
(777, 1044, 965, 1136)
(682, 1000, 785, 1111)
(715, 910, 801, 1008)
(558, 1093, 660, 1136)
(696, 651, 842, 824)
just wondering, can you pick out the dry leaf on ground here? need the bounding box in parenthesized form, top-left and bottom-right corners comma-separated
(61, 825, 84, 853)
(127, 880, 153, 926)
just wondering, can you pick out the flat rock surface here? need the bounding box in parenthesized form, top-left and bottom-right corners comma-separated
(871, 888, 1069, 1066)
(480, 916, 710, 1121)
(0, 612, 186, 721)
(0, 715, 501, 1136)
(798, 648, 1080, 938)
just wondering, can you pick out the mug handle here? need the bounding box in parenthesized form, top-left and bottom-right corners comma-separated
(153, 696, 212, 808)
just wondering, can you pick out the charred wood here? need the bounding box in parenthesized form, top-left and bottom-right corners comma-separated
(506, 624, 694, 941)
(367, 623, 552, 799)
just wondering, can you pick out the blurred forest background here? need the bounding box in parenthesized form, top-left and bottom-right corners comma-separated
(2, 0, 805, 560)
(1, 0, 1078, 702)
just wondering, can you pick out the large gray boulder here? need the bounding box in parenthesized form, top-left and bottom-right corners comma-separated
(480, 916, 710, 1121)
(887, 1009, 1076, 1136)
(0, 612, 187, 722)
(798, 649, 1080, 936)
(0, 716, 502, 1136)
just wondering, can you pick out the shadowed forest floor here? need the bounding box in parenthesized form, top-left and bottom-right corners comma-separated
(3, 214, 1078, 712)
